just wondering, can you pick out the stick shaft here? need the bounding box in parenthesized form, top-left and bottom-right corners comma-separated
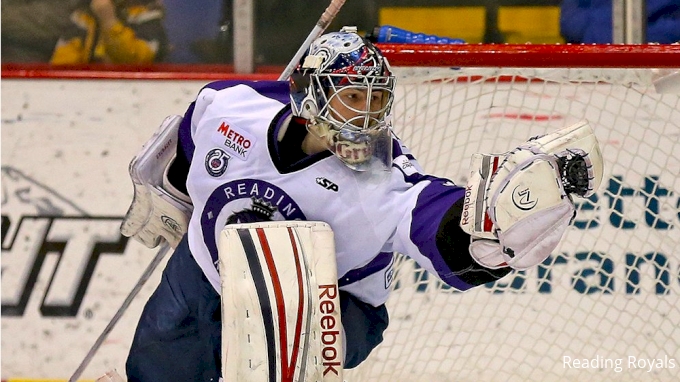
(278, 0, 347, 81)
(69, 243, 172, 382)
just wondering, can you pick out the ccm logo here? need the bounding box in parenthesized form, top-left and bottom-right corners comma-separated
(318, 284, 341, 376)
(316, 177, 339, 192)
(161, 215, 183, 233)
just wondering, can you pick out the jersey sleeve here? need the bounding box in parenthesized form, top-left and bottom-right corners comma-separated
(386, 139, 511, 291)
(176, 80, 289, 163)
(169, 80, 289, 194)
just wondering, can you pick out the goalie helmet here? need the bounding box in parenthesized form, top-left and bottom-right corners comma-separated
(290, 26, 396, 172)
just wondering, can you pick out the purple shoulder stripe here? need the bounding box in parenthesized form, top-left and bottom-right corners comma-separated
(203, 80, 290, 104)
(391, 139, 416, 160)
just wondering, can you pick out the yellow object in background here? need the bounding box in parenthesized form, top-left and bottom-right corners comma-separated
(379, 6, 486, 44)
(379, 5, 565, 44)
(498, 6, 565, 43)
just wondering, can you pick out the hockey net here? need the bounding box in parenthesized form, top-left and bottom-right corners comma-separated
(345, 44, 680, 382)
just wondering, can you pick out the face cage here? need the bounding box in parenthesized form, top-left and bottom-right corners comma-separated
(312, 73, 396, 134)
(306, 73, 396, 172)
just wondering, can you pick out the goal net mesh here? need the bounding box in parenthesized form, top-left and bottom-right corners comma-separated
(344, 45, 680, 382)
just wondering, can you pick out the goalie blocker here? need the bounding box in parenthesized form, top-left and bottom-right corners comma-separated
(219, 221, 344, 382)
(120, 114, 192, 249)
(460, 120, 604, 270)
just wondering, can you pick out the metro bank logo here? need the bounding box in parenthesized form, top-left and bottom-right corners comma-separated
(217, 121, 256, 160)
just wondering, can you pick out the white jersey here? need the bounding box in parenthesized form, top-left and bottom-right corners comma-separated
(178, 80, 469, 306)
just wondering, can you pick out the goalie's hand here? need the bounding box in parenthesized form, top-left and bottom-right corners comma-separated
(120, 115, 193, 249)
(460, 120, 603, 270)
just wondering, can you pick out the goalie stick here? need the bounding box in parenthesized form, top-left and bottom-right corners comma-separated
(69, 245, 171, 382)
(69, 115, 186, 382)
(72, 1, 347, 381)
(278, 0, 346, 81)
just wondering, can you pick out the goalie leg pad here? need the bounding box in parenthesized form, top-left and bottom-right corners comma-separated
(219, 221, 343, 382)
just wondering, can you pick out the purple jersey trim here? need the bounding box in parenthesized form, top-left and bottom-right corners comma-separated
(391, 139, 415, 160)
(178, 102, 196, 161)
(391, 138, 403, 158)
(391, 140, 420, 182)
(410, 179, 475, 290)
(199, 178, 306, 266)
(338, 252, 393, 287)
(202, 80, 291, 104)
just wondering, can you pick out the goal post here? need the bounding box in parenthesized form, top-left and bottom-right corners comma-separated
(344, 44, 680, 382)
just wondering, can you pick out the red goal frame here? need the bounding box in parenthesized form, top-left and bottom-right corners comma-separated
(3, 44, 679, 81)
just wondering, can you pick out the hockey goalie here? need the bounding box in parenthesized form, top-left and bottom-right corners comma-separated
(114, 27, 604, 381)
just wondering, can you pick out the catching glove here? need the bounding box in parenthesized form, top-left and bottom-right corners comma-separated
(460, 120, 603, 270)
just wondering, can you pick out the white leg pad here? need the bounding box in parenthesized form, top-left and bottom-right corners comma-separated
(219, 221, 343, 382)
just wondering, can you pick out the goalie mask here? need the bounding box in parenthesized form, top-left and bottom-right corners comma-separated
(290, 27, 396, 172)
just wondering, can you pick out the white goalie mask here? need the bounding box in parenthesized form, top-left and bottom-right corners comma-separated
(290, 27, 396, 172)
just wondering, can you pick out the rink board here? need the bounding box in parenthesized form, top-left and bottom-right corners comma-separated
(1, 77, 678, 381)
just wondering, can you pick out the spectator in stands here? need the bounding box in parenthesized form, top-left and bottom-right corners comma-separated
(50, 0, 168, 64)
(560, 0, 680, 44)
(1, 0, 80, 62)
